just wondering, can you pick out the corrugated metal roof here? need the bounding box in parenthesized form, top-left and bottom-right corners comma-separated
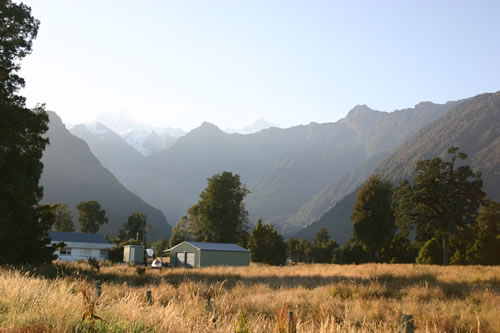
(167, 241, 249, 252)
(48, 231, 111, 244)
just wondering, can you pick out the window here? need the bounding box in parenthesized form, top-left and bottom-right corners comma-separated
(59, 247, 71, 255)
(100, 249, 109, 257)
(81, 249, 92, 257)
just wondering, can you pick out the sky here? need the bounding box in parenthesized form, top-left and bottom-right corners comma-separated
(19, 1, 500, 131)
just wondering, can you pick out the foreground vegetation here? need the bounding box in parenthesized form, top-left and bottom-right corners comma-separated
(0, 263, 499, 332)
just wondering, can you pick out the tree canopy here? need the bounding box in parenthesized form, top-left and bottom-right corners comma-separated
(121, 211, 148, 242)
(0, 0, 40, 106)
(247, 219, 286, 265)
(0, 1, 55, 264)
(351, 174, 395, 259)
(465, 200, 500, 265)
(187, 171, 249, 244)
(50, 203, 75, 232)
(76, 201, 108, 233)
(169, 216, 192, 248)
(393, 147, 485, 265)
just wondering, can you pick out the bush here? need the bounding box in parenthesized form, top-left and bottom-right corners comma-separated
(332, 242, 370, 264)
(87, 258, 100, 272)
(108, 246, 124, 263)
(416, 238, 442, 265)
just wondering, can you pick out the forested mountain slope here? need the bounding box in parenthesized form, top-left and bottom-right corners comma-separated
(376, 91, 500, 200)
(296, 91, 500, 243)
(40, 112, 171, 240)
(124, 101, 457, 230)
(277, 101, 458, 232)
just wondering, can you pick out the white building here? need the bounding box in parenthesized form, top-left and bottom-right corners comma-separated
(49, 231, 113, 261)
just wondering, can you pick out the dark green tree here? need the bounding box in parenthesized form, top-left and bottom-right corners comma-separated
(50, 203, 75, 232)
(314, 227, 330, 244)
(309, 228, 338, 263)
(76, 201, 108, 233)
(351, 174, 395, 260)
(296, 238, 312, 263)
(247, 219, 286, 265)
(286, 238, 312, 263)
(121, 211, 149, 242)
(466, 200, 500, 265)
(187, 171, 249, 244)
(393, 147, 485, 265)
(285, 238, 299, 262)
(169, 215, 192, 247)
(0, 0, 39, 105)
(332, 239, 370, 264)
(0, 1, 55, 264)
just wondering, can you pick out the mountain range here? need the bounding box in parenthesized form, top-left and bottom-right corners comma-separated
(110, 99, 459, 233)
(40, 91, 500, 244)
(40, 112, 171, 240)
(296, 91, 500, 243)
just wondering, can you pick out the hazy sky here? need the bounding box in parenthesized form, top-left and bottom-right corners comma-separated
(20, 1, 500, 131)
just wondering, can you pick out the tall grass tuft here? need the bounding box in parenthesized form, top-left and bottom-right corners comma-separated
(78, 278, 102, 330)
(275, 304, 296, 333)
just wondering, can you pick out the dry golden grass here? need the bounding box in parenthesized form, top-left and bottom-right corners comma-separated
(0, 263, 499, 332)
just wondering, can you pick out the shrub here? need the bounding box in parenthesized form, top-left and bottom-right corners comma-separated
(416, 238, 442, 265)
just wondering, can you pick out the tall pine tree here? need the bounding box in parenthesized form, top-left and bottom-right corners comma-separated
(0, 1, 55, 264)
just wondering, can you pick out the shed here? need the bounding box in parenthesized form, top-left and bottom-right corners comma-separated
(48, 231, 113, 261)
(166, 241, 250, 268)
(123, 245, 145, 264)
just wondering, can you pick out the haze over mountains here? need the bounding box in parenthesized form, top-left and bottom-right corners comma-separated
(40, 112, 171, 240)
(224, 118, 277, 134)
(41, 91, 500, 243)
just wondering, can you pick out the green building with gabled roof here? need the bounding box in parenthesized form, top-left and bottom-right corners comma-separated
(165, 241, 250, 268)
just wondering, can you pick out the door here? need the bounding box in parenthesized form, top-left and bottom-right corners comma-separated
(186, 252, 195, 268)
(130, 247, 135, 261)
(176, 252, 185, 267)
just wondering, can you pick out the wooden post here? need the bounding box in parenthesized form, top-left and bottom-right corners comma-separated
(95, 281, 102, 298)
(288, 311, 296, 333)
(146, 290, 152, 305)
(398, 314, 414, 333)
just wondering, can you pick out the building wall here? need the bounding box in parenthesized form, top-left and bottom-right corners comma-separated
(169, 243, 200, 267)
(124, 245, 145, 264)
(169, 242, 250, 268)
(52, 241, 113, 262)
(55, 248, 109, 261)
(199, 250, 250, 267)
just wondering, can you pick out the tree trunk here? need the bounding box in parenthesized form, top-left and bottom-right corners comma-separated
(442, 233, 450, 266)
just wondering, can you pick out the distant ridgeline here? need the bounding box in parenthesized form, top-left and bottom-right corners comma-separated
(296, 91, 500, 244)
(40, 112, 171, 241)
(41, 91, 500, 244)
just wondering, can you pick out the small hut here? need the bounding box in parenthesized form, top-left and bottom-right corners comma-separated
(123, 244, 145, 264)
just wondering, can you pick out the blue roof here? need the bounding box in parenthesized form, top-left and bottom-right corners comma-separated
(178, 241, 249, 252)
(48, 231, 111, 244)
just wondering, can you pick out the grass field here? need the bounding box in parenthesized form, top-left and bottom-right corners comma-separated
(0, 262, 499, 332)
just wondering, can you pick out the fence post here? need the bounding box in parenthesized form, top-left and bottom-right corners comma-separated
(95, 281, 102, 298)
(288, 311, 296, 333)
(398, 314, 414, 333)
